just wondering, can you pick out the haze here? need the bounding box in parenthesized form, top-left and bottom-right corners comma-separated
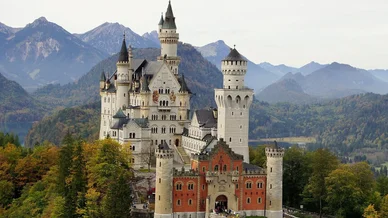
(1, 0, 387, 69)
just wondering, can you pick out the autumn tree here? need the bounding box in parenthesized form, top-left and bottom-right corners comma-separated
(363, 204, 379, 218)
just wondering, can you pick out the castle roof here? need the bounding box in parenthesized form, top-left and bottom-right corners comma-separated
(113, 108, 126, 119)
(111, 117, 149, 129)
(158, 13, 164, 25)
(179, 74, 191, 93)
(193, 139, 244, 161)
(158, 140, 171, 150)
(100, 71, 106, 81)
(141, 74, 150, 92)
(195, 108, 217, 128)
(223, 48, 246, 61)
(118, 38, 129, 62)
(162, 1, 177, 29)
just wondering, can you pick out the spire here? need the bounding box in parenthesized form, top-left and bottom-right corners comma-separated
(100, 71, 106, 81)
(162, 0, 176, 29)
(223, 47, 246, 61)
(158, 12, 164, 25)
(118, 34, 129, 62)
(179, 74, 191, 93)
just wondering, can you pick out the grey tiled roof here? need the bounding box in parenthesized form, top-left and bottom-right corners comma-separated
(179, 74, 191, 93)
(118, 39, 129, 62)
(162, 1, 176, 29)
(113, 109, 126, 118)
(195, 108, 217, 128)
(158, 140, 171, 150)
(144, 61, 163, 75)
(243, 162, 263, 171)
(158, 13, 164, 25)
(102, 81, 116, 93)
(223, 48, 246, 61)
(110, 117, 149, 130)
(100, 71, 106, 81)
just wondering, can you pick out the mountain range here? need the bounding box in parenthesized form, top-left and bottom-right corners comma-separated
(1, 17, 388, 103)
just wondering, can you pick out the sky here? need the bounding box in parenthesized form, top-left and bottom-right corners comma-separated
(1, 0, 388, 69)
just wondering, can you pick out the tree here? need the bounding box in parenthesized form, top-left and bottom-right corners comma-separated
(140, 145, 154, 172)
(0, 180, 14, 208)
(303, 148, 339, 217)
(283, 146, 311, 207)
(363, 204, 379, 218)
(103, 172, 133, 218)
(380, 195, 388, 218)
(249, 145, 267, 167)
(377, 176, 388, 197)
(325, 165, 362, 217)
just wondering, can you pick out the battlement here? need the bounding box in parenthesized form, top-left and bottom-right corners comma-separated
(265, 147, 285, 158)
(173, 168, 200, 177)
(242, 168, 267, 175)
(155, 148, 174, 159)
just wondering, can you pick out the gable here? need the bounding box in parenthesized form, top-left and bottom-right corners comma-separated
(149, 62, 180, 93)
(190, 112, 200, 127)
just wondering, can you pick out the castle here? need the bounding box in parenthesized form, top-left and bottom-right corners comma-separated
(99, 1, 284, 217)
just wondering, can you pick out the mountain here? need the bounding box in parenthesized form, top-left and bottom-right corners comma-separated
(0, 22, 20, 42)
(258, 62, 298, 76)
(257, 79, 315, 104)
(0, 72, 48, 122)
(298, 61, 327, 75)
(0, 17, 108, 91)
(369, 69, 388, 83)
(142, 30, 160, 46)
(32, 42, 222, 110)
(303, 62, 388, 97)
(24, 102, 100, 147)
(269, 63, 388, 99)
(196, 40, 279, 93)
(75, 22, 160, 55)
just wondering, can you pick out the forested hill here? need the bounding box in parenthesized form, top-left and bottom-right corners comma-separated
(250, 93, 388, 154)
(32, 43, 222, 110)
(0, 72, 49, 122)
(26, 92, 388, 156)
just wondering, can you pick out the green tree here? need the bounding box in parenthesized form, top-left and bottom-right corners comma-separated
(249, 145, 267, 167)
(303, 148, 339, 217)
(377, 176, 388, 197)
(103, 172, 133, 218)
(283, 146, 311, 207)
(0, 180, 14, 208)
(325, 165, 362, 217)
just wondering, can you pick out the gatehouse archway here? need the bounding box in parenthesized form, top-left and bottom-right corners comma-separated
(215, 195, 228, 212)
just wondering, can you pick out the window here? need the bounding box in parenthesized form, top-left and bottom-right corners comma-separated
(202, 184, 205, 190)
(270, 184, 272, 189)
(176, 183, 182, 190)
(159, 178, 161, 183)
(229, 137, 232, 142)
(270, 167, 272, 172)
(257, 182, 263, 189)
(258, 197, 262, 204)
(188, 199, 192, 205)
(246, 181, 252, 189)
(247, 197, 251, 204)
(177, 199, 181, 205)
(159, 162, 161, 167)
(162, 127, 166, 134)
(188, 183, 194, 190)
(236, 184, 239, 189)
(159, 195, 160, 201)
(214, 165, 219, 171)
(223, 165, 227, 171)
(202, 167, 206, 172)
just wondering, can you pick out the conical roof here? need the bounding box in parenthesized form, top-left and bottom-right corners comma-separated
(100, 71, 106, 81)
(118, 37, 129, 62)
(223, 48, 246, 61)
(179, 74, 191, 93)
(162, 1, 177, 29)
(113, 108, 126, 119)
(158, 13, 164, 25)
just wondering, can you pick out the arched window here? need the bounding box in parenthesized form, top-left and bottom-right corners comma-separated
(214, 165, 219, 171)
(223, 165, 227, 171)
(257, 181, 263, 189)
(247, 197, 251, 204)
(246, 181, 252, 189)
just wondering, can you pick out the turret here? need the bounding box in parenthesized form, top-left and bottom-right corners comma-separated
(265, 142, 284, 218)
(214, 47, 253, 163)
(158, 0, 180, 75)
(221, 46, 248, 90)
(154, 142, 174, 218)
(100, 71, 106, 89)
(116, 36, 130, 109)
(158, 13, 164, 32)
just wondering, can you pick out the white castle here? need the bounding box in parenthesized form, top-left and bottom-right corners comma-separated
(99, 1, 252, 167)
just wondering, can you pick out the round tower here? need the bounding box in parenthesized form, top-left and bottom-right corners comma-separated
(265, 144, 284, 218)
(154, 142, 174, 218)
(215, 47, 253, 163)
(157, 0, 180, 75)
(116, 36, 130, 109)
(220, 46, 248, 90)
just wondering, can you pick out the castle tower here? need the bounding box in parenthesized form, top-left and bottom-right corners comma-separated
(116, 36, 131, 109)
(214, 47, 253, 163)
(265, 144, 284, 218)
(157, 0, 180, 75)
(154, 142, 174, 218)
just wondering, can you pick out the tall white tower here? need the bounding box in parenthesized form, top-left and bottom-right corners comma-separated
(157, 0, 180, 75)
(214, 47, 253, 163)
(116, 37, 131, 109)
(154, 142, 174, 218)
(265, 144, 284, 218)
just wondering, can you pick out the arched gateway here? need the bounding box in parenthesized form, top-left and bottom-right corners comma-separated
(215, 195, 228, 212)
